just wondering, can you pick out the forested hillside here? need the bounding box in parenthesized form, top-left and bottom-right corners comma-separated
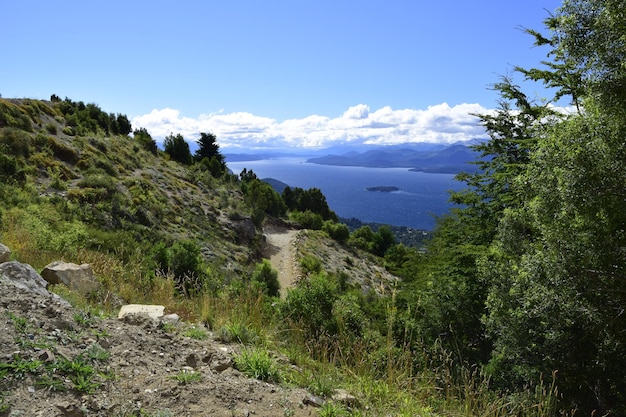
(1, 0, 624, 415)
(397, 0, 625, 414)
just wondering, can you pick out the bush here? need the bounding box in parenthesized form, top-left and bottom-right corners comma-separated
(251, 259, 280, 297)
(322, 221, 350, 243)
(234, 347, 282, 383)
(133, 128, 157, 155)
(281, 273, 338, 337)
(0, 128, 30, 158)
(290, 210, 323, 230)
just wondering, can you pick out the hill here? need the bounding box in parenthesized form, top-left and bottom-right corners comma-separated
(0, 96, 567, 416)
(306, 144, 481, 173)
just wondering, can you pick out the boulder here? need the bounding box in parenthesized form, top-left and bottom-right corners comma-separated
(41, 261, 100, 295)
(118, 304, 165, 321)
(0, 243, 10, 263)
(0, 261, 50, 296)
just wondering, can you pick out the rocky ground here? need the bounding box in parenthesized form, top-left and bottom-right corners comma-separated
(0, 267, 322, 417)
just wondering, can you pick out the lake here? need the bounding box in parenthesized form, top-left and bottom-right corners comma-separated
(227, 157, 465, 230)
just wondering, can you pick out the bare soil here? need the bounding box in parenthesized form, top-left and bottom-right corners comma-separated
(263, 228, 301, 298)
(0, 277, 319, 417)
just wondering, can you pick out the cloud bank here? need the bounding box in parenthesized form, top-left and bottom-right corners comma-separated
(132, 103, 490, 151)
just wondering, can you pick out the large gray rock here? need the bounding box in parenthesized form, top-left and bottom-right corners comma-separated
(118, 304, 165, 320)
(41, 261, 100, 295)
(0, 243, 10, 263)
(0, 261, 51, 296)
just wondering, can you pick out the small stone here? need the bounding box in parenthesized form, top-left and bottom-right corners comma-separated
(303, 395, 325, 407)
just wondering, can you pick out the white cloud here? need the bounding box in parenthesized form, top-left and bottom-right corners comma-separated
(132, 102, 491, 151)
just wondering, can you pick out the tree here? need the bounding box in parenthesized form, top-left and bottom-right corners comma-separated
(194, 132, 224, 164)
(478, 2, 626, 413)
(163, 133, 192, 165)
(133, 128, 157, 155)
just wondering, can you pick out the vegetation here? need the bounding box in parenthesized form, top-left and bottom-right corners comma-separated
(0, 1, 623, 415)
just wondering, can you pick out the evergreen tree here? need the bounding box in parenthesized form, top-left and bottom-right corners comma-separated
(163, 133, 192, 165)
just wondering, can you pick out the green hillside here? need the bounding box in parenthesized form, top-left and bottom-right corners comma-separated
(2, 2, 626, 412)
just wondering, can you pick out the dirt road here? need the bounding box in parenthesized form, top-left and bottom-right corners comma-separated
(263, 228, 299, 298)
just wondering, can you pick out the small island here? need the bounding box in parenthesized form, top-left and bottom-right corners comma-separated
(366, 186, 400, 192)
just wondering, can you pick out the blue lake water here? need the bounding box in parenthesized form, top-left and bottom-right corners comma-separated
(227, 157, 465, 230)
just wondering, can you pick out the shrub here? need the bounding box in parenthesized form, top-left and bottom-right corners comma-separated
(290, 210, 323, 230)
(0, 128, 30, 157)
(133, 127, 157, 155)
(281, 273, 338, 337)
(234, 347, 282, 383)
(45, 123, 58, 134)
(322, 221, 350, 243)
(251, 259, 280, 297)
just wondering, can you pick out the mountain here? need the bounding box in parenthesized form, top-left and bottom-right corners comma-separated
(306, 143, 481, 173)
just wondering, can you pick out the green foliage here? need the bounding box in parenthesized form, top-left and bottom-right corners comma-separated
(194, 132, 226, 174)
(282, 186, 337, 221)
(322, 221, 350, 243)
(163, 133, 192, 165)
(251, 259, 280, 297)
(151, 239, 203, 295)
(234, 347, 282, 383)
(240, 174, 286, 225)
(0, 128, 30, 157)
(54, 97, 132, 136)
(133, 127, 157, 155)
(173, 369, 202, 384)
(182, 326, 209, 340)
(281, 273, 338, 338)
(349, 225, 396, 256)
(218, 320, 259, 344)
(290, 210, 323, 230)
(0, 100, 33, 131)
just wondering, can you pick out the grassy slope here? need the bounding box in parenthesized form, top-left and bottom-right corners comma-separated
(0, 98, 560, 417)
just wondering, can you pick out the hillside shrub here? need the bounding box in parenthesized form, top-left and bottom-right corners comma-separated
(281, 273, 338, 338)
(322, 221, 350, 243)
(133, 127, 157, 155)
(0, 128, 30, 158)
(290, 210, 323, 230)
(47, 136, 80, 164)
(0, 100, 33, 131)
(251, 259, 280, 297)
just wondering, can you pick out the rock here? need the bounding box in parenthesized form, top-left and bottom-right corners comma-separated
(0, 261, 51, 296)
(41, 261, 100, 295)
(118, 304, 165, 321)
(332, 389, 360, 408)
(55, 401, 85, 417)
(161, 313, 180, 325)
(302, 394, 325, 407)
(0, 242, 10, 263)
(230, 217, 256, 244)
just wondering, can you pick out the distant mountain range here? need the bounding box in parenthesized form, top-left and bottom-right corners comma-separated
(306, 143, 482, 173)
(224, 141, 485, 173)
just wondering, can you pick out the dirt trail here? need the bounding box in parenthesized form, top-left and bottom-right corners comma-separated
(263, 228, 299, 298)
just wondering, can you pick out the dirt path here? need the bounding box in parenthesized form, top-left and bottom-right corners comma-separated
(264, 228, 299, 298)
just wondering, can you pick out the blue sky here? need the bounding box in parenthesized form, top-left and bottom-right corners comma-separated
(2, 0, 563, 150)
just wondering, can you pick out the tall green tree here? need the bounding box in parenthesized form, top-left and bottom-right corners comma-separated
(480, 1, 626, 413)
(194, 132, 226, 177)
(163, 133, 192, 165)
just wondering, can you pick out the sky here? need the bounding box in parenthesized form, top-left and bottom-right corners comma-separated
(1, 0, 564, 151)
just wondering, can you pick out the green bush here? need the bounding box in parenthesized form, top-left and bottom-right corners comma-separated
(0, 128, 30, 158)
(281, 273, 338, 337)
(234, 347, 282, 383)
(290, 210, 323, 230)
(251, 259, 280, 297)
(322, 221, 350, 243)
